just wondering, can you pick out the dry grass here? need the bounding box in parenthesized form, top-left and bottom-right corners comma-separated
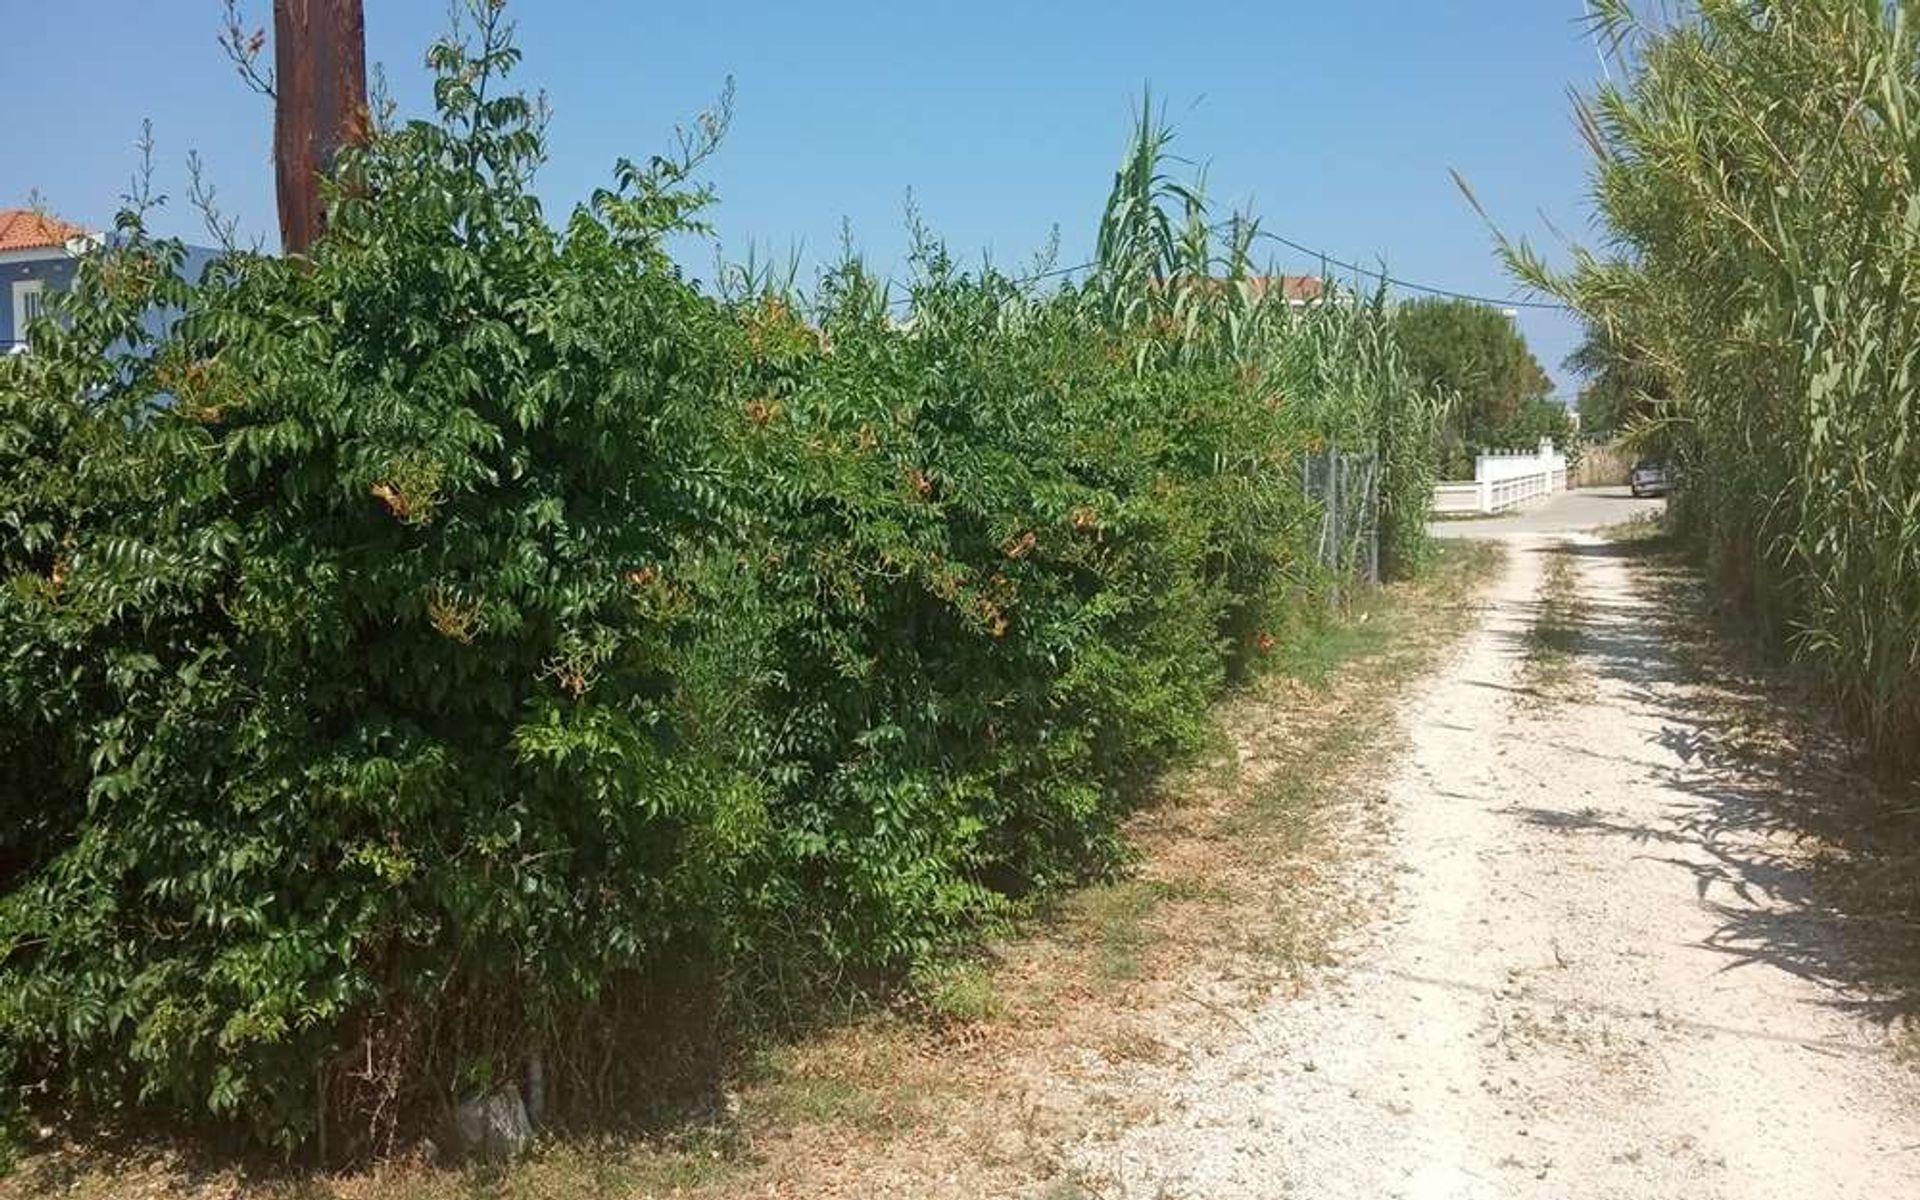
(1522, 545, 1588, 698)
(2, 542, 1503, 1200)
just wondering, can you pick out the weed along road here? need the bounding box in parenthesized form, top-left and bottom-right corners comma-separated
(1071, 489, 1920, 1199)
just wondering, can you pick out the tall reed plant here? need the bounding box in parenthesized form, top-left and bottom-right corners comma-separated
(1497, 0, 1920, 767)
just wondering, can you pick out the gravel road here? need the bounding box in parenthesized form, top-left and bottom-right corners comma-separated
(1071, 494, 1919, 1198)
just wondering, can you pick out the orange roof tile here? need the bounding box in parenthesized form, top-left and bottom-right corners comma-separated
(1164, 274, 1327, 303)
(0, 208, 89, 253)
(1242, 274, 1325, 303)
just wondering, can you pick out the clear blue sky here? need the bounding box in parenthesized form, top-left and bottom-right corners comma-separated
(3, 1, 1606, 396)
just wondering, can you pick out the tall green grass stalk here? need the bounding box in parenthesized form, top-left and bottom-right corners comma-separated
(1490, 0, 1920, 769)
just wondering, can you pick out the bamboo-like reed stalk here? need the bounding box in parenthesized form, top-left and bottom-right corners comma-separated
(1496, 0, 1920, 765)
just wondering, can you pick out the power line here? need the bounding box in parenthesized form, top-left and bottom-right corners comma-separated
(1014, 260, 1097, 285)
(883, 259, 1096, 309)
(1245, 230, 1571, 312)
(872, 232, 1569, 314)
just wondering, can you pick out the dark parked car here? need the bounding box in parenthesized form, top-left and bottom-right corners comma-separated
(1629, 460, 1669, 498)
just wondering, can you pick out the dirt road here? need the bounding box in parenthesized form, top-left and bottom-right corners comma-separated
(1071, 495, 1919, 1198)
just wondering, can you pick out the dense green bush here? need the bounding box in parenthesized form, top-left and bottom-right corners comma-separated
(0, 20, 757, 1149)
(1507, 0, 1920, 767)
(0, 11, 1437, 1153)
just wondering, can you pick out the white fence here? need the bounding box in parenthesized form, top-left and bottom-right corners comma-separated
(1431, 439, 1569, 516)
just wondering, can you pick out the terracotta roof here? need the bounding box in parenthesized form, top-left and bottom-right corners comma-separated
(1165, 274, 1326, 303)
(0, 208, 89, 253)
(1241, 275, 1325, 303)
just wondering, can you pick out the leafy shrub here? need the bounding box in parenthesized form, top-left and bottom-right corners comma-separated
(0, 17, 754, 1150)
(0, 8, 1434, 1153)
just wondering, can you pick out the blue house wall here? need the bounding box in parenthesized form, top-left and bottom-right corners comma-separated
(2, 243, 222, 351)
(0, 255, 79, 349)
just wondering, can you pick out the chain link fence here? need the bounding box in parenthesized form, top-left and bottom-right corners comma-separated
(1300, 449, 1380, 588)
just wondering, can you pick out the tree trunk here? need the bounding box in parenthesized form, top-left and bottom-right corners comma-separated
(273, 0, 368, 254)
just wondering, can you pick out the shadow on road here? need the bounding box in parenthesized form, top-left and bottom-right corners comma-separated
(1501, 535, 1920, 1029)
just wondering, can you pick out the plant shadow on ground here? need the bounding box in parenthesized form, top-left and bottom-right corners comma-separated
(1516, 521, 1920, 1037)
(1, 543, 1503, 1200)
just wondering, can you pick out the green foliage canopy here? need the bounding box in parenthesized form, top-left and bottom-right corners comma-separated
(1392, 296, 1566, 474)
(1566, 320, 1669, 440)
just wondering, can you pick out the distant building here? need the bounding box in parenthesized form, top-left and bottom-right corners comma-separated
(2, 206, 222, 354)
(1238, 274, 1327, 307)
(1160, 274, 1329, 307)
(1, 208, 96, 352)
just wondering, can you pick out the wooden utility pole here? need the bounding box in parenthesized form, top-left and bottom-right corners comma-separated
(273, 0, 368, 254)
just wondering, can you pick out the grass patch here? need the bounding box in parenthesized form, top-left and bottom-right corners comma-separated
(912, 959, 1004, 1023)
(0, 1130, 749, 1200)
(1522, 546, 1586, 696)
(1272, 542, 1498, 688)
(480, 1132, 744, 1200)
(759, 1074, 882, 1130)
(748, 1036, 927, 1138)
(1240, 717, 1371, 831)
(1593, 510, 1666, 544)
(1268, 601, 1397, 687)
(1065, 878, 1199, 982)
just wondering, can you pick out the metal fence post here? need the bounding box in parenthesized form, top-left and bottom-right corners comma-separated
(1296, 449, 1381, 591)
(1366, 455, 1380, 584)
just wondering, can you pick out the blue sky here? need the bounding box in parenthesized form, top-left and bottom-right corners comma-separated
(3, 1, 1607, 396)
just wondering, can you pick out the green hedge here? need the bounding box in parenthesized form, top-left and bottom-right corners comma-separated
(0, 19, 1436, 1153)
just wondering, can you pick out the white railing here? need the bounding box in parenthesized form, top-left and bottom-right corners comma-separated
(1431, 439, 1569, 515)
